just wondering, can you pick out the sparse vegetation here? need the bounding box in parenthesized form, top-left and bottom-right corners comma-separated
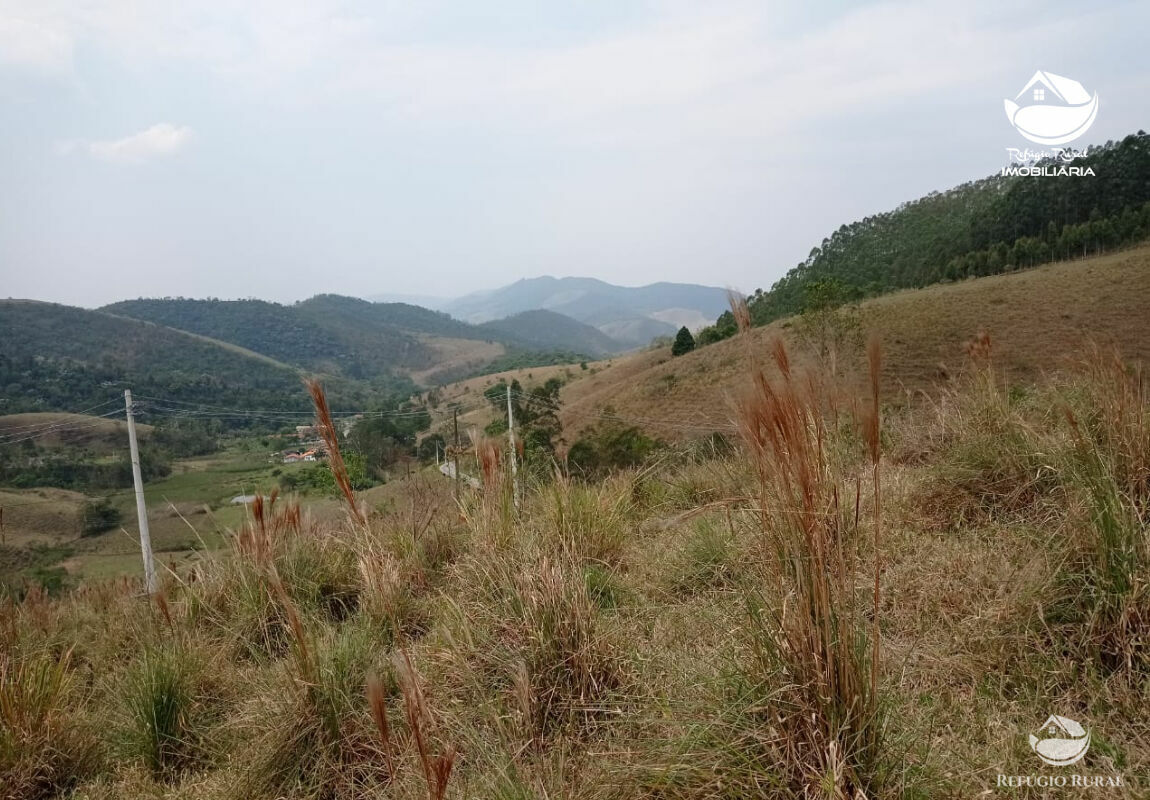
(482, 378, 565, 469)
(1, 340, 1149, 798)
(1054, 347, 1150, 675)
(566, 413, 659, 479)
(80, 498, 122, 537)
(792, 278, 861, 377)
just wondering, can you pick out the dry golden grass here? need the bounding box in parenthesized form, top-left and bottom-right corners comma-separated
(559, 247, 1150, 442)
(406, 336, 507, 387)
(425, 359, 603, 438)
(0, 413, 149, 448)
(0, 487, 88, 548)
(5, 297, 1150, 798)
(732, 332, 885, 797)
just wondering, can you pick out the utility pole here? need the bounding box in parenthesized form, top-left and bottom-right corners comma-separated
(124, 390, 156, 594)
(452, 407, 461, 502)
(506, 385, 519, 510)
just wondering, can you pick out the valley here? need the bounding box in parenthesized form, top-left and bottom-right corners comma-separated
(4, 126, 1150, 799)
(6, 243, 1149, 596)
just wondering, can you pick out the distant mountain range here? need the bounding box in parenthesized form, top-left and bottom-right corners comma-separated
(100, 295, 618, 379)
(0, 294, 626, 415)
(434, 277, 729, 349)
(2, 276, 730, 416)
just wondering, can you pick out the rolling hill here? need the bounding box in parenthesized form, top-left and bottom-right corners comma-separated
(295, 296, 622, 358)
(5, 294, 617, 420)
(428, 246, 1150, 444)
(0, 412, 149, 448)
(101, 297, 411, 375)
(443, 276, 730, 348)
(102, 296, 451, 379)
(101, 294, 628, 384)
(478, 310, 621, 358)
(0, 300, 372, 415)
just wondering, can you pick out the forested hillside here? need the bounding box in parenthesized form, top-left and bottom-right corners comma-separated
(0, 301, 383, 415)
(478, 310, 622, 357)
(293, 295, 484, 342)
(102, 297, 437, 379)
(102, 297, 408, 376)
(701, 132, 1150, 339)
(102, 295, 609, 381)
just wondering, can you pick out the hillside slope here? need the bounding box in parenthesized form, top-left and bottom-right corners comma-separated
(0, 412, 148, 447)
(102, 295, 611, 384)
(103, 297, 435, 378)
(102, 298, 395, 372)
(555, 246, 1150, 441)
(0, 300, 351, 413)
(478, 310, 622, 357)
(711, 133, 1150, 334)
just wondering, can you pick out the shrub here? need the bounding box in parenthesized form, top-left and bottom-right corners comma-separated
(1053, 348, 1150, 673)
(116, 646, 203, 775)
(567, 416, 659, 479)
(0, 647, 100, 799)
(25, 566, 71, 596)
(80, 498, 122, 537)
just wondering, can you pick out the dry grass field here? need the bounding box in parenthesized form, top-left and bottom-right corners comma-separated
(554, 247, 1150, 442)
(3, 332, 1148, 799)
(422, 360, 601, 438)
(3, 250, 1150, 798)
(0, 414, 150, 449)
(0, 488, 88, 550)
(406, 336, 507, 387)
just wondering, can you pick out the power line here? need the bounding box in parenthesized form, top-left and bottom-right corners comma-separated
(0, 398, 121, 432)
(0, 402, 123, 439)
(136, 406, 313, 425)
(133, 395, 434, 419)
(0, 414, 109, 435)
(0, 391, 729, 447)
(132, 396, 315, 416)
(136, 405, 438, 427)
(0, 409, 128, 446)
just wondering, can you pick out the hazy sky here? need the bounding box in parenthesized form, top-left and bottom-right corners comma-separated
(1, 0, 1147, 308)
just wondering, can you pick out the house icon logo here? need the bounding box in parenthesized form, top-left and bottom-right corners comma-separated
(1029, 715, 1091, 767)
(1004, 71, 1099, 145)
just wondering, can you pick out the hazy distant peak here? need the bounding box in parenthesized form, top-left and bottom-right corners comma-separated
(442, 276, 729, 348)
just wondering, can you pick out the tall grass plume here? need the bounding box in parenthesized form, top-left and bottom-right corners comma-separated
(735, 336, 885, 797)
(306, 378, 366, 526)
